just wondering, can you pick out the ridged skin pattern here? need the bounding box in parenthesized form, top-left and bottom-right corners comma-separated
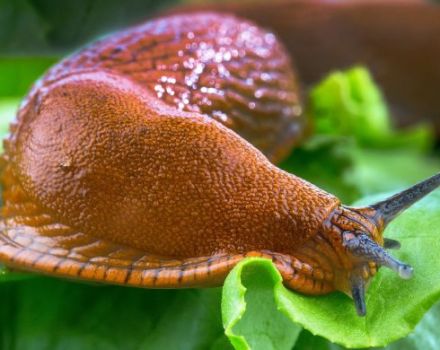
(31, 13, 304, 163)
(0, 13, 382, 296)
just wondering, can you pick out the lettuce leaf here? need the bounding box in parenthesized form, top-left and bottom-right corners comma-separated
(222, 189, 440, 348)
(222, 258, 302, 350)
(309, 66, 433, 151)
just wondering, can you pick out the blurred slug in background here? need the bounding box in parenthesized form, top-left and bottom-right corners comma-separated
(0, 12, 438, 316)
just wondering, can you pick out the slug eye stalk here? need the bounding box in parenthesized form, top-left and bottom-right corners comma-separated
(344, 234, 413, 280)
(345, 233, 413, 316)
(345, 172, 440, 316)
(371, 172, 440, 227)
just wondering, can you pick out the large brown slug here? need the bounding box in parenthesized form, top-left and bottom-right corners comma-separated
(0, 12, 438, 317)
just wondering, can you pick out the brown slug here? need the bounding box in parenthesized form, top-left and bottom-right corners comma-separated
(0, 12, 438, 317)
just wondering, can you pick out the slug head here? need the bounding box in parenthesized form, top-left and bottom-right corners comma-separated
(323, 173, 440, 316)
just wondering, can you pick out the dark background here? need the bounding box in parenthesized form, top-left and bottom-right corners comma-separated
(0, 0, 178, 54)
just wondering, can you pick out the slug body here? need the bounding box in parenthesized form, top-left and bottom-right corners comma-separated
(0, 12, 437, 316)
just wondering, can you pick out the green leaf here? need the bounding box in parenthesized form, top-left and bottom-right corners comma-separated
(0, 264, 32, 283)
(345, 147, 440, 196)
(293, 300, 440, 350)
(294, 330, 344, 350)
(0, 278, 226, 350)
(222, 258, 302, 350)
(379, 300, 440, 350)
(0, 57, 58, 97)
(310, 66, 390, 139)
(222, 189, 440, 348)
(309, 66, 433, 151)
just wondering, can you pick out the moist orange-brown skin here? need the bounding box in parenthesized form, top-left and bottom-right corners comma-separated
(0, 13, 358, 295)
(29, 12, 304, 163)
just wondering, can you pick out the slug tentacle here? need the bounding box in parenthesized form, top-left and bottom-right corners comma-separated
(321, 172, 440, 315)
(383, 238, 401, 249)
(370, 172, 440, 226)
(350, 272, 367, 316)
(343, 233, 413, 279)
